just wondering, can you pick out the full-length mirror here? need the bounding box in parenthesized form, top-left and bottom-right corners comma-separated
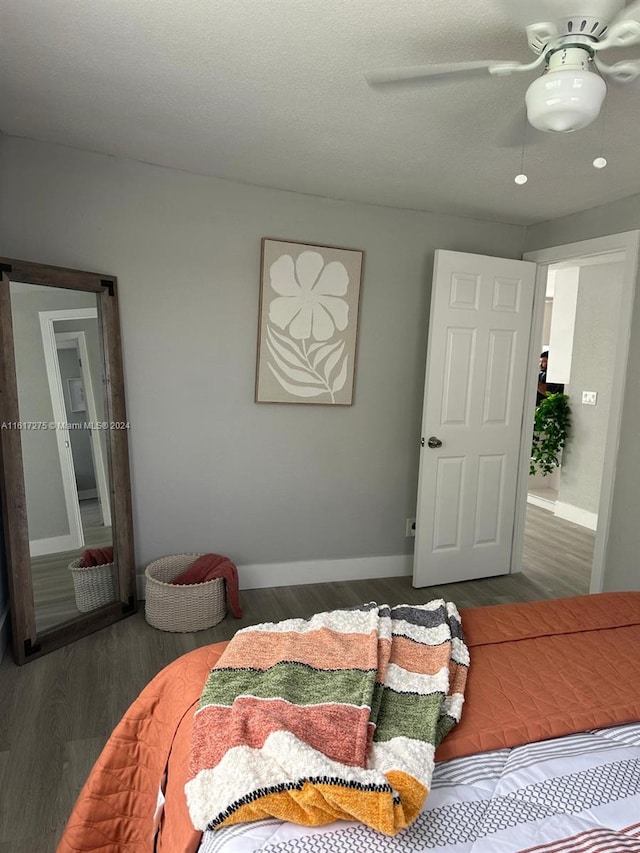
(0, 258, 136, 664)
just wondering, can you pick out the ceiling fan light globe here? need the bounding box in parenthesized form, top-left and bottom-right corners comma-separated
(525, 69, 606, 133)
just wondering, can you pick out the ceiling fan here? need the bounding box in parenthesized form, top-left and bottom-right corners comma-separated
(365, 0, 640, 133)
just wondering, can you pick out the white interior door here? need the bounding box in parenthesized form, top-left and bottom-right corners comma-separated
(56, 331, 112, 528)
(413, 250, 536, 587)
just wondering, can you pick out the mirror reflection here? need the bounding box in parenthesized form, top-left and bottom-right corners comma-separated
(9, 281, 116, 634)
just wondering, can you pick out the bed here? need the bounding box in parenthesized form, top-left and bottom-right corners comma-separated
(56, 592, 640, 853)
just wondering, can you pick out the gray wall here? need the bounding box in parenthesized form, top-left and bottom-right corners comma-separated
(527, 204, 640, 591)
(0, 137, 526, 578)
(557, 262, 623, 516)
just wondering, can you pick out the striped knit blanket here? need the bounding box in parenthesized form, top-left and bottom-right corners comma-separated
(185, 601, 469, 836)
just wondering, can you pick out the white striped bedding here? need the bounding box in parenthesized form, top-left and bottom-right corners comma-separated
(199, 722, 640, 853)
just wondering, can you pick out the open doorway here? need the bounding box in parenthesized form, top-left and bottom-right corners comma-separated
(522, 253, 626, 591)
(35, 307, 112, 556)
(527, 254, 624, 535)
(517, 231, 639, 594)
(55, 329, 111, 530)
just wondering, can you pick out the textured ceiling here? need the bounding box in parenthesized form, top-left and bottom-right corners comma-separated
(1, 0, 640, 225)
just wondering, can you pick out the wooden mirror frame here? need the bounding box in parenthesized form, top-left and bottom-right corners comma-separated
(0, 257, 136, 665)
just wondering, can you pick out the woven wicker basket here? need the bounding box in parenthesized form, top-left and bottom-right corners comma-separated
(144, 553, 226, 632)
(69, 558, 118, 613)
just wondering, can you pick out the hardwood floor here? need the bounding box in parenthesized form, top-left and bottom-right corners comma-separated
(522, 503, 594, 597)
(32, 508, 112, 633)
(0, 505, 593, 853)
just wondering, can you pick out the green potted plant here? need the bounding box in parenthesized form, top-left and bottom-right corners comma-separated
(530, 393, 571, 476)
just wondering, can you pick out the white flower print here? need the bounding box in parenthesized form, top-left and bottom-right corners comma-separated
(268, 251, 349, 342)
(264, 250, 352, 402)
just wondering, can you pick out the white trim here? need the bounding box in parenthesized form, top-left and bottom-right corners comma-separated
(554, 501, 598, 531)
(527, 492, 556, 512)
(56, 329, 111, 528)
(239, 554, 412, 589)
(74, 329, 111, 527)
(0, 603, 9, 662)
(519, 229, 640, 594)
(39, 310, 89, 552)
(510, 260, 548, 576)
(138, 554, 413, 598)
(552, 250, 626, 269)
(30, 533, 78, 557)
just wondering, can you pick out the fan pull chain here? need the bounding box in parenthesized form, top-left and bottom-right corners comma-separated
(593, 83, 609, 169)
(515, 112, 528, 185)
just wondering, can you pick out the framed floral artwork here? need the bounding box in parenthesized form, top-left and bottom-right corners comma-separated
(255, 238, 364, 405)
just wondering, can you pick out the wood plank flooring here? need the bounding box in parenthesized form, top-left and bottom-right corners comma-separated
(0, 504, 594, 853)
(522, 504, 594, 597)
(31, 518, 112, 634)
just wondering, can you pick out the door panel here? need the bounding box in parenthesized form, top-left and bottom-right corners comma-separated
(433, 457, 464, 550)
(475, 454, 504, 544)
(413, 250, 536, 587)
(443, 329, 474, 424)
(484, 330, 514, 423)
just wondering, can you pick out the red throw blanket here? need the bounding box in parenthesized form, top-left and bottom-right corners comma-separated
(171, 553, 243, 618)
(78, 546, 114, 567)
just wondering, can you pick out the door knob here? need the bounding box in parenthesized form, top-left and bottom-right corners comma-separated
(427, 436, 442, 449)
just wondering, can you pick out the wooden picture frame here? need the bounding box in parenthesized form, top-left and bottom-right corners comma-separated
(255, 238, 364, 405)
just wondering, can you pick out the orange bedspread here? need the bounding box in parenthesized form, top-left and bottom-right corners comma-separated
(436, 591, 640, 760)
(56, 641, 227, 853)
(56, 592, 640, 853)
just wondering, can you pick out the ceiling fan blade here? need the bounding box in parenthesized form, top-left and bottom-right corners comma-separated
(365, 61, 518, 87)
(596, 0, 640, 47)
(493, 0, 558, 27)
(611, 0, 640, 22)
(594, 56, 640, 82)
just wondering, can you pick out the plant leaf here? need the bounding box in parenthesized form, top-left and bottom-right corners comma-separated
(312, 341, 341, 370)
(268, 364, 327, 397)
(331, 354, 349, 393)
(530, 392, 571, 476)
(266, 340, 323, 384)
(267, 326, 308, 370)
(324, 341, 345, 383)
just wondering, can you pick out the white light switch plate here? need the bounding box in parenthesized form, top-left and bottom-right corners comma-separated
(582, 391, 597, 406)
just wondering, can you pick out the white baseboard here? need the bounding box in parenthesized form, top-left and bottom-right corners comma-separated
(78, 489, 98, 500)
(30, 534, 79, 557)
(137, 554, 413, 599)
(527, 493, 556, 512)
(0, 604, 10, 663)
(554, 501, 598, 531)
(238, 554, 413, 590)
